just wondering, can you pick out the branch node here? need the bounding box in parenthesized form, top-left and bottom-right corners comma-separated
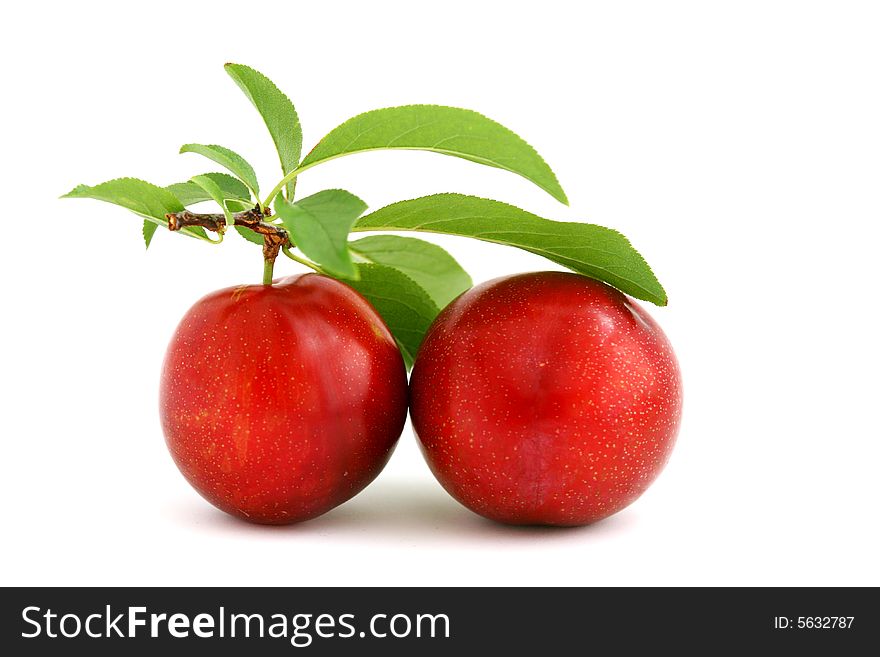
(165, 206, 290, 263)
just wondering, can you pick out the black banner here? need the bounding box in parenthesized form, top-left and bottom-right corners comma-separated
(1, 587, 874, 654)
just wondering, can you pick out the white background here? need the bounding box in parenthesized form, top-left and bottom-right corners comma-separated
(2, 1, 878, 586)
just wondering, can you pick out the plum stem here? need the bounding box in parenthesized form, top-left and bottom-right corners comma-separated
(262, 258, 275, 285)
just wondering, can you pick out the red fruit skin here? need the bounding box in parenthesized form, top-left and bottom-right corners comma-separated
(410, 272, 682, 526)
(159, 274, 408, 524)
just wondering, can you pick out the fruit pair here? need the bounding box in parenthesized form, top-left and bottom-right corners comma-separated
(160, 271, 682, 527)
(65, 64, 683, 527)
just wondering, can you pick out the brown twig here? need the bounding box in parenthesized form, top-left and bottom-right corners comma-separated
(165, 207, 290, 262)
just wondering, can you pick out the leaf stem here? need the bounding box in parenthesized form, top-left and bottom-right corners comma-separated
(281, 247, 322, 273)
(262, 160, 324, 208)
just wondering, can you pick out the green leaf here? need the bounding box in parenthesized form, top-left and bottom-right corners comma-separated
(350, 235, 472, 308)
(224, 199, 253, 213)
(64, 177, 183, 219)
(300, 105, 567, 204)
(143, 220, 158, 248)
(190, 174, 234, 226)
(354, 194, 667, 305)
(225, 63, 302, 199)
(235, 225, 264, 246)
(275, 189, 367, 279)
(62, 177, 210, 245)
(179, 144, 260, 198)
(166, 172, 251, 211)
(345, 264, 440, 368)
